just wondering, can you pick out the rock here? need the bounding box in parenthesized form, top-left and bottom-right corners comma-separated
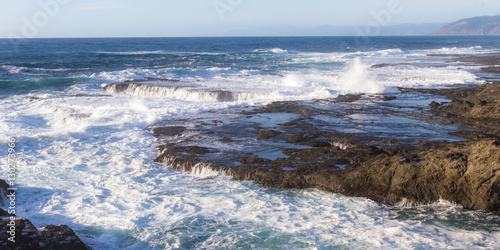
(0, 208, 87, 249)
(430, 101, 441, 108)
(481, 66, 500, 74)
(430, 82, 500, 135)
(382, 95, 397, 101)
(38, 225, 87, 250)
(256, 130, 281, 140)
(102, 79, 241, 102)
(0, 180, 9, 206)
(334, 94, 362, 103)
(284, 133, 308, 143)
(150, 126, 186, 136)
(152, 56, 500, 211)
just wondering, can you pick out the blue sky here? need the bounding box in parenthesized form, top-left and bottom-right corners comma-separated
(1, 0, 499, 38)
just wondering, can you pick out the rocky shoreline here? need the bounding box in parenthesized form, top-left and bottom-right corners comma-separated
(150, 53, 500, 212)
(0, 180, 88, 249)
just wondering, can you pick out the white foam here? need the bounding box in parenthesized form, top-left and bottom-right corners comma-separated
(88, 68, 172, 82)
(103, 82, 266, 102)
(98, 50, 167, 55)
(2, 65, 27, 74)
(1, 45, 497, 249)
(374, 65, 484, 87)
(338, 57, 385, 94)
(2, 85, 499, 250)
(86, 45, 487, 105)
(191, 163, 231, 178)
(426, 45, 484, 55)
(254, 48, 289, 54)
(280, 58, 385, 96)
(362, 48, 405, 57)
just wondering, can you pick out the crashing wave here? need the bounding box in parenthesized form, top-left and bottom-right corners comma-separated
(103, 81, 262, 102)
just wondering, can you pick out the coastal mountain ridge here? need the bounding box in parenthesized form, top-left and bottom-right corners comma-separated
(211, 23, 446, 37)
(430, 15, 500, 36)
(207, 15, 500, 37)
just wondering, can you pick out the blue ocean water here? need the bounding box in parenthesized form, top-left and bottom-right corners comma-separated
(1, 37, 499, 249)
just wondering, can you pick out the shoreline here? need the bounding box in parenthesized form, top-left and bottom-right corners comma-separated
(151, 53, 500, 212)
(0, 180, 88, 249)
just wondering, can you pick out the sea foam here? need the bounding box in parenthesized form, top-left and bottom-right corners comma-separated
(1, 38, 498, 249)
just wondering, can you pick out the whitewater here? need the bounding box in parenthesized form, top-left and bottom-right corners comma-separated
(0, 37, 499, 249)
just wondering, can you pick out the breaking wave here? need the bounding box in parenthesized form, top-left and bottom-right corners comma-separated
(103, 82, 264, 102)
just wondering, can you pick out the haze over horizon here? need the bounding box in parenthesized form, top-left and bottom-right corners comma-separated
(1, 0, 500, 38)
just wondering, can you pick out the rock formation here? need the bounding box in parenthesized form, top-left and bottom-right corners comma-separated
(0, 180, 88, 249)
(151, 53, 500, 212)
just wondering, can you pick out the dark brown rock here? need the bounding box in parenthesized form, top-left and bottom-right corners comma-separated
(334, 94, 362, 103)
(0, 180, 9, 206)
(481, 66, 500, 74)
(0, 208, 87, 249)
(152, 59, 500, 211)
(257, 130, 281, 140)
(430, 82, 500, 135)
(151, 126, 186, 136)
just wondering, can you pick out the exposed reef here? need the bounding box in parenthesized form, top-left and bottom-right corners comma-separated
(103, 77, 259, 102)
(147, 54, 500, 212)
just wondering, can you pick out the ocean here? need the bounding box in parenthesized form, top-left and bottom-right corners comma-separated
(1, 36, 499, 249)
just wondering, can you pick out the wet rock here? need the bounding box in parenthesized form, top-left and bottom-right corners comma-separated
(241, 156, 267, 164)
(102, 79, 247, 102)
(221, 136, 233, 142)
(181, 146, 210, 155)
(250, 101, 315, 118)
(150, 126, 186, 136)
(481, 66, 500, 74)
(382, 95, 397, 101)
(300, 140, 332, 148)
(0, 180, 9, 206)
(0, 208, 87, 249)
(152, 62, 500, 211)
(334, 94, 362, 103)
(371, 63, 392, 68)
(449, 131, 498, 140)
(430, 82, 500, 135)
(284, 133, 308, 143)
(430, 101, 441, 108)
(37, 225, 87, 250)
(256, 130, 281, 140)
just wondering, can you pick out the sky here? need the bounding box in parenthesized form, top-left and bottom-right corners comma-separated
(1, 0, 499, 38)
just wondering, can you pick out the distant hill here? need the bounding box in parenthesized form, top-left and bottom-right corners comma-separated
(377, 23, 446, 36)
(430, 15, 500, 36)
(212, 23, 446, 37)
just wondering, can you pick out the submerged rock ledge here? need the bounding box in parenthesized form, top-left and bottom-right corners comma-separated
(151, 55, 500, 212)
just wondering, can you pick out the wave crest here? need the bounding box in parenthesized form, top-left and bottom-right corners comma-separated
(103, 81, 263, 102)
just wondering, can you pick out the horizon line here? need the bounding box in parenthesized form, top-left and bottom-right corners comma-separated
(2, 35, 499, 40)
